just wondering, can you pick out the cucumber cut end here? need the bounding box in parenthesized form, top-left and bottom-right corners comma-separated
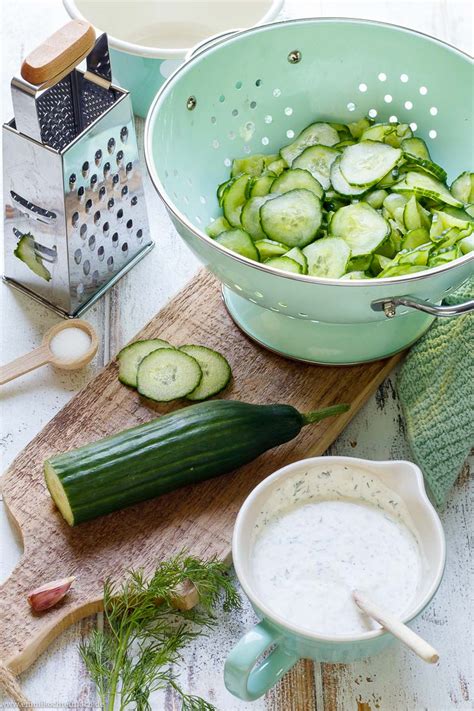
(44, 462, 74, 526)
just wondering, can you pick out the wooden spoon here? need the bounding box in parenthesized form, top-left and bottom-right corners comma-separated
(352, 589, 439, 664)
(0, 320, 98, 385)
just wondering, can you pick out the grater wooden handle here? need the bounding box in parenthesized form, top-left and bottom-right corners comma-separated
(21, 19, 95, 86)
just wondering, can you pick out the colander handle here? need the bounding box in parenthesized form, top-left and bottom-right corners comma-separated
(371, 295, 474, 318)
(185, 29, 242, 62)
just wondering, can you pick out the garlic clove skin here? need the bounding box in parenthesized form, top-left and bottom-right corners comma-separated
(27, 576, 76, 612)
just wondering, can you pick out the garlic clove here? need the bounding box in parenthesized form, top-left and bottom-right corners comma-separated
(27, 576, 75, 612)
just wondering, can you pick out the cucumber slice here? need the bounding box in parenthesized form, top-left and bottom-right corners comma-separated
(231, 155, 265, 177)
(260, 189, 322, 248)
(348, 117, 372, 139)
(270, 168, 324, 199)
(340, 271, 370, 280)
(265, 255, 303, 274)
(223, 174, 251, 226)
(403, 196, 431, 231)
(215, 228, 259, 260)
(360, 122, 412, 148)
(392, 171, 463, 207)
(335, 139, 357, 149)
(330, 202, 390, 256)
(14, 234, 51, 281)
(302, 237, 350, 278)
(266, 158, 287, 176)
(137, 348, 202, 402)
(401, 137, 431, 161)
(254, 238, 287, 260)
(431, 227, 467, 249)
(428, 245, 462, 267)
(180, 345, 231, 401)
(217, 178, 233, 207)
(376, 167, 401, 189)
(402, 228, 430, 250)
(401, 157, 447, 183)
(206, 216, 231, 238)
(451, 172, 474, 203)
(430, 206, 474, 233)
(377, 264, 428, 278)
(346, 254, 372, 272)
(263, 154, 279, 167)
(118, 339, 173, 387)
(250, 175, 274, 197)
(364, 189, 388, 209)
(293, 146, 339, 191)
(340, 141, 402, 187)
(330, 156, 366, 196)
(241, 196, 274, 240)
(280, 122, 339, 165)
(284, 247, 308, 274)
(395, 243, 433, 267)
(460, 234, 474, 254)
(370, 254, 393, 276)
(383, 193, 409, 219)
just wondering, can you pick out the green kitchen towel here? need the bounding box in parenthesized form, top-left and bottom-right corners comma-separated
(397, 279, 474, 506)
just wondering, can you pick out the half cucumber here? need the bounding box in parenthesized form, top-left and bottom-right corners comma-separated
(118, 338, 174, 387)
(180, 345, 231, 401)
(137, 348, 202, 402)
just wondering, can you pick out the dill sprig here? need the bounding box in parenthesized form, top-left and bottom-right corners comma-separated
(80, 552, 240, 711)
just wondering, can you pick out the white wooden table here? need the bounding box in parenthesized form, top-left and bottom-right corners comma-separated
(1, 1, 472, 709)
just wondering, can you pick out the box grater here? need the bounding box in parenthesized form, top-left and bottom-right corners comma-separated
(2, 20, 153, 318)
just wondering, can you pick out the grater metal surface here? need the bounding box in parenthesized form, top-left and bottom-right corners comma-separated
(3, 28, 152, 317)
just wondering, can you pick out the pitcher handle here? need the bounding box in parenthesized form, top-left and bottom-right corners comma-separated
(371, 295, 474, 318)
(224, 619, 299, 701)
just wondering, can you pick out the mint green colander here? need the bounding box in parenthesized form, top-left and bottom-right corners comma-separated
(145, 19, 474, 364)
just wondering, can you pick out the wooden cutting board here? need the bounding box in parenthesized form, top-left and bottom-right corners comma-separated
(0, 270, 401, 675)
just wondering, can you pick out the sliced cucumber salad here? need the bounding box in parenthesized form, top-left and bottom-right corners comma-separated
(206, 117, 473, 279)
(118, 339, 231, 402)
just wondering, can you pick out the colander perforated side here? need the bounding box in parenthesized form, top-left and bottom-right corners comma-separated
(147, 19, 473, 322)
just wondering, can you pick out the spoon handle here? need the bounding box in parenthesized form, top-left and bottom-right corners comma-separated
(0, 345, 51, 385)
(352, 590, 439, 664)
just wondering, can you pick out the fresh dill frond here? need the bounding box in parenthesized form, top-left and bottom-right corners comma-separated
(79, 552, 240, 711)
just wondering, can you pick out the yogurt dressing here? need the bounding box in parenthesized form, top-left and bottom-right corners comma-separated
(250, 497, 422, 637)
(49, 327, 91, 362)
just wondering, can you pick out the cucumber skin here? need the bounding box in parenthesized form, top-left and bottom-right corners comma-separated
(45, 400, 305, 526)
